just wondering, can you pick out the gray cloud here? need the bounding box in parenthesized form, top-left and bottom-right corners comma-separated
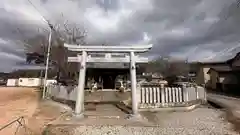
(0, 0, 239, 72)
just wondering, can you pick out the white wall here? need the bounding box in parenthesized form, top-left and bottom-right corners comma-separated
(18, 78, 42, 87)
(48, 85, 78, 101)
(6, 78, 57, 87)
(7, 79, 18, 86)
(46, 79, 57, 86)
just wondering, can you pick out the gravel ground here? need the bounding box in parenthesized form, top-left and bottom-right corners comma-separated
(46, 106, 239, 135)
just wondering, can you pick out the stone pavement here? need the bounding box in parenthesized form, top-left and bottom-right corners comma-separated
(45, 106, 239, 135)
(43, 92, 240, 135)
(85, 91, 130, 103)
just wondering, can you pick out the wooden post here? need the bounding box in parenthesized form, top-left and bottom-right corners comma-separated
(75, 51, 87, 116)
(130, 51, 138, 115)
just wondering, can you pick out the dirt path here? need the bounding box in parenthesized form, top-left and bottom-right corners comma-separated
(0, 87, 39, 135)
(0, 87, 71, 135)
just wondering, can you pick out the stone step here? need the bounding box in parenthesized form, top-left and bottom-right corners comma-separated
(85, 104, 127, 118)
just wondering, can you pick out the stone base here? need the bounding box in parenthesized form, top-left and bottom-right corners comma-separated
(119, 87, 125, 93)
(92, 87, 98, 92)
(45, 96, 51, 100)
(125, 114, 143, 121)
(73, 113, 85, 119)
(139, 103, 201, 112)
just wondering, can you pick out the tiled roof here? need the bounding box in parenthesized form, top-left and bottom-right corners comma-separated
(210, 66, 233, 72)
(207, 66, 235, 74)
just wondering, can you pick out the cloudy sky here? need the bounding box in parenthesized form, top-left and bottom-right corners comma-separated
(0, 0, 240, 72)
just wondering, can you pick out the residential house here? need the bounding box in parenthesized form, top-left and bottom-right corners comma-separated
(196, 52, 240, 92)
(195, 62, 228, 87)
(207, 66, 238, 91)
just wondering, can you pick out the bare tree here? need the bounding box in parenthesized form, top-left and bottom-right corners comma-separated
(54, 13, 87, 45)
(23, 19, 87, 82)
(166, 60, 189, 77)
(58, 20, 87, 45)
(144, 57, 189, 77)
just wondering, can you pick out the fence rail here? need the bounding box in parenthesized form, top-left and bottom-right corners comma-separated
(139, 85, 206, 108)
(140, 87, 183, 104)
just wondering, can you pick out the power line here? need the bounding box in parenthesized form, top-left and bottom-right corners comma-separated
(202, 43, 240, 62)
(26, 0, 49, 24)
(26, 0, 57, 35)
(26, 0, 64, 40)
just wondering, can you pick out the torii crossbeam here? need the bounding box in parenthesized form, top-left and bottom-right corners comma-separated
(64, 44, 152, 52)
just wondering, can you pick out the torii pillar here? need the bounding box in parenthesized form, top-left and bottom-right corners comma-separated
(130, 51, 138, 116)
(75, 51, 87, 116)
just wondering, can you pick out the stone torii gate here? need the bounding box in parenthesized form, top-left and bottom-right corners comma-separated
(64, 44, 153, 117)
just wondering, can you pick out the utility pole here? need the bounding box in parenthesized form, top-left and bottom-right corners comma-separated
(26, 0, 56, 99)
(42, 22, 54, 99)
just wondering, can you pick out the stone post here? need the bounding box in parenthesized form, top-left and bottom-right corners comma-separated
(203, 86, 207, 103)
(182, 84, 188, 102)
(75, 51, 87, 117)
(195, 86, 199, 100)
(160, 84, 165, 106)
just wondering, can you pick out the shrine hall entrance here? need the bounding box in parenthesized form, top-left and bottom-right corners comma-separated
(102, 74, 114, 89)
(86, 68, 129, 89)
